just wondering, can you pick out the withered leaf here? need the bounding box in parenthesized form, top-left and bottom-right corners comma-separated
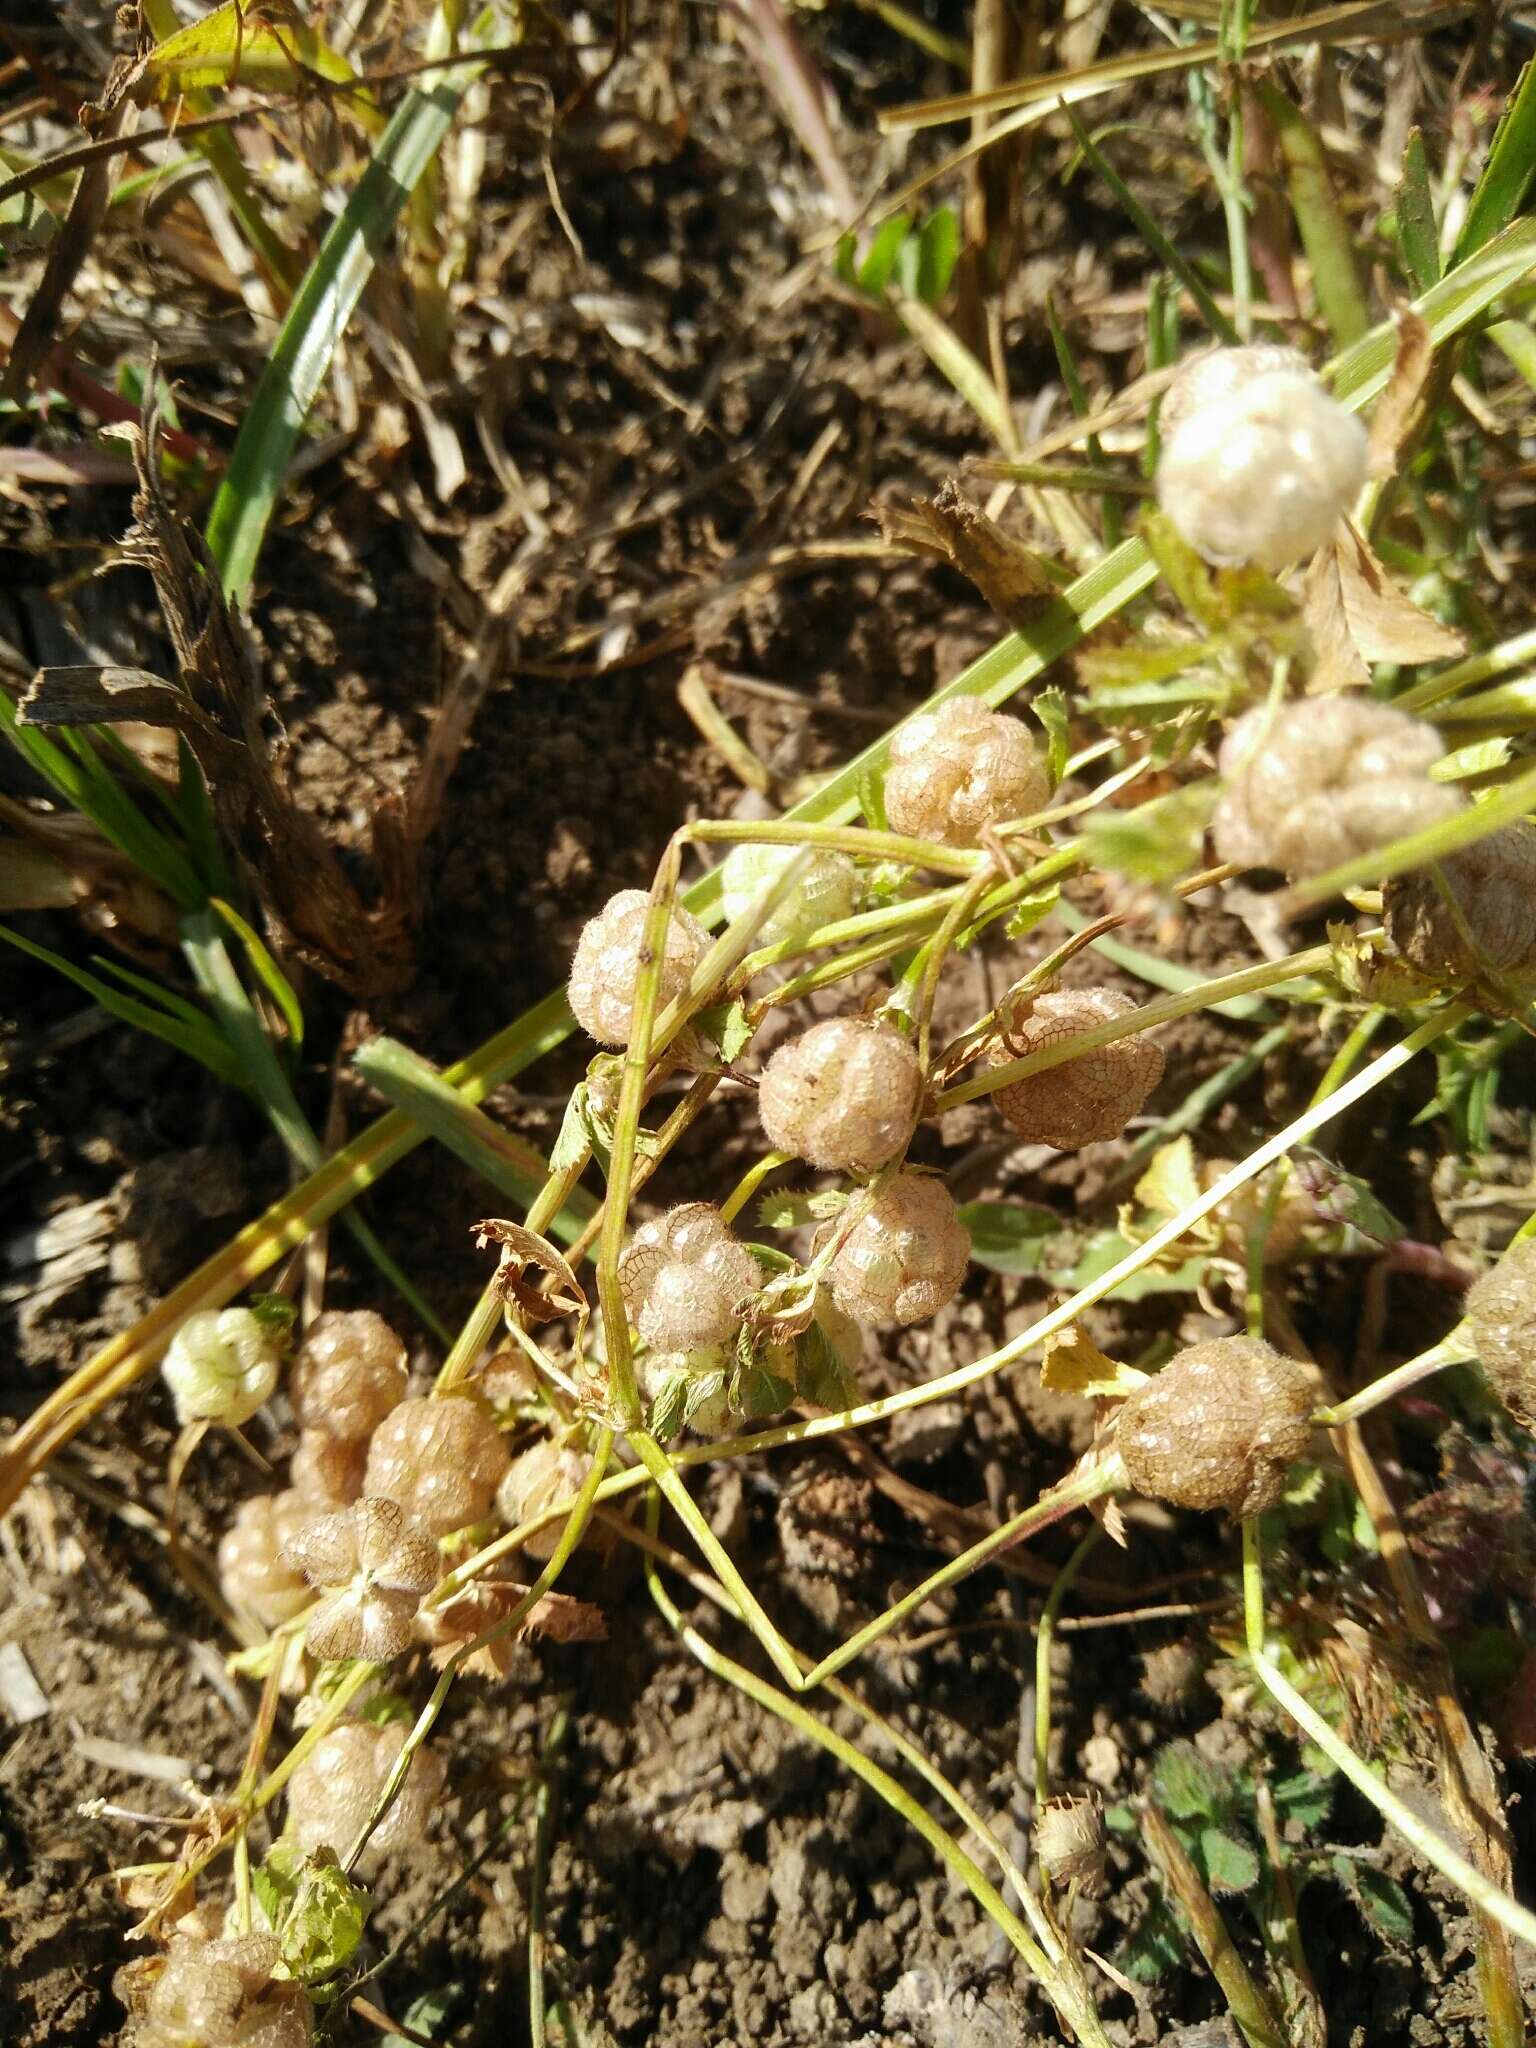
(1302, 522, 1464, 694)
(425, 1581, 605, 1678)
(1040, 1327, 1149, 1401)
(873, 478, 1061, 628)
(474, 1219, 589, 1335)
(1366, 307, 1437, 481)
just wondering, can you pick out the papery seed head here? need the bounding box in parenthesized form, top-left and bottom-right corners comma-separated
(826, 1172, 970, 1327)
(1156, 346, 1367, 570)
(497, 1437, 595, 1559)
(289, 1310, 408, 1442)
(284, 1720, 445, 1869)
(567, 889, 711, 1047)
(218, 1491, 313, 1628)
(127, 1932, 311, 2048)
(989, 987, 1164, 1149)
(162, 1308, 281, 1429)
(363, 1396, 510, 1540)
(1212, 698, 1461, 881)
(1036, 1795, 1108, 1895)
(1116, 1337, 1315, 1516)
(290, 1431, 368, 1509)
(617, 1202, 760, 1351)
(718, 843, 860, 949)
(884, 697, 1050, 847)
(757, 1017, 923, 1173)
(1384, 821, 1536, 994)
(283, 1497, 438, 1662)
(1464, 1238, 1536, 1426)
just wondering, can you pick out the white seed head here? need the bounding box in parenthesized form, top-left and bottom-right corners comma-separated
(989, 987, 1164, 1149)
(1384, 820, 1536, 992)
(363, 1396, 510, 1540)
(127, 1932, 311, 2048)
(567, 889, 710, 1046)
(826, 1172, 970, 1327)
(617, 1202, 760, 1351)
(1464, 1238, 1536, 1426)
(289, 1310, 408, 1442)
(1156, 346, 1367, 570)
(161, 1308, 281, 1428)
(757, 1017, 923, 1173)
(1212, 697, 1462, 880)
(284, 1719, 446, 1869)
(283, 1497, 438, 1662)
(290, 1430, 368, 1509)
(884, 697, 1050, 847)
(218, 1491, 313, 1628)
(718, 842, 860, 949)
(1116, 1337, 1315, 1516)
(497, 1437, 595, 1559)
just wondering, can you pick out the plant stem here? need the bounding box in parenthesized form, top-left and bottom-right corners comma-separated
(1143, 1799, 1289, 2048)
(1314, 1335, 1473, 1426)
(1034, 1526, 1102, 1808)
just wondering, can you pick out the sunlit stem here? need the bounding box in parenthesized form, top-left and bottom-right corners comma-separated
(1313, 1335, 1475, 1428)
(1034, 1525, 1102, 1808)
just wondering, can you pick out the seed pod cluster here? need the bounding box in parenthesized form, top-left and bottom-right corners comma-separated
(567, 889, 710, 1046)
(617, 1203, 760, 1351)
(883, 697, 1049, 848)
(219, 1491, 313, 1628)
(757, 1017, 923, 1173)
(1036, 1794, 1108, 1896)
(1384, 820, 1536, 994)
(1115, 1337, 1315, 1516)
(990, 987, 1164, 1149)
(124, 1932, 310, 2048)
(1464, 1238, 1536, 1426)
(283, 1497, 438, 1662)
(825, 1172, 970, 1327)
(364, 1395, 511, 1540)
(285, 1720, 446, 1868)
(718, 842, 859, 949)
(161, 1308, 282, 1429)
(497, 1437, 595, 1559)
(1156, 345, 1368, 570)
(289, 1310, 408, 1442)
(1213, 698, 1461, 880)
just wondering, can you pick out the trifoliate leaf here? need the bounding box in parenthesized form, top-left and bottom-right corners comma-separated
(648, 1369, 691, 1444)
(1118, 1899, 1186, 1982)
(682, 1370, 727, 1427)
(795, 1320, 861, 1413)
(958, 1199, 1058, 1275)
(730, 1357, 796, 1420)
(252, 1842, 369, 1985)
(1200, 1825, 1260, 1895)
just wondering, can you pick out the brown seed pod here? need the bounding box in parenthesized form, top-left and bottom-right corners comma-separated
(497, 1437, 596, 1560)
(617, 1202, 760, 1351)
(883, 697, 1050, 848)
(567, 889, 710, 1047)
(1212, 698, 1461, 880)
(284, 1720, 446, 1869)
(826, 1172, 970, 1327)
(1115, 1337, 1315, 1516)
(757, 1017, 923, 1173)
(1383, 821, 1536, 994)
(290, 1430, 368, 1509)
(218, 1492, 313, 1628)
(1036, 1794, 1108, 1895)
(1464, 1238, 1536, 1426)
(289, 1309, 408, 1443)
(363, 1396, 510, 1540)
(283, 1497, 439, 1662)
(989, 987, 1163, 1149)
(124, 1932, 311, 2048)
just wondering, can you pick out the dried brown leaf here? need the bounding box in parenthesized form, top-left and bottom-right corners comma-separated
(475, 1219, 590, 1333)
(873, 478, 1059, 627)
(1366, 307, 1436, 481)
(1302, 524, 1464, 694)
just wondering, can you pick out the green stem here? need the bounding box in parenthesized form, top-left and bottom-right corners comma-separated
(1034, 1526, 1102, 1808)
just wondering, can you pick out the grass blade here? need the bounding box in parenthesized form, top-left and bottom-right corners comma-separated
(1453, 59, 1536, 264)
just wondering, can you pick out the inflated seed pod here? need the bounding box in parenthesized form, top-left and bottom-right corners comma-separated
(1036, 1795, 1108, 1896)
(290, 1430, 368, 1509)
(284, 1719, 446, 1868)
(617, 1203, 760, 1352)
(1384, 821, 1536, 992)
(718, 842, 859, 949)
(125, 1932, 311, 2048)
(567, 889, 710, 1047)
(757, 1016, 923, 1174)
(363, 1396, 510, 1540)
(218, 1491, 312, 1628)
(826, 1172, 970, 1327)
(989, 987, 1163, 1149)
(1464, 1238, 1536, 1426)
(1115, 1337, 1315, 1516)
(1156, 345, 1367, 570)
(497, 1437, 595, 1559)
(883, 697, 1050, 848)
(1212, 698, 1461, 880)
(283, 1497, 438, 1662)
(289, 1310, 408, 1442)
(161, 1308, 281, 1428)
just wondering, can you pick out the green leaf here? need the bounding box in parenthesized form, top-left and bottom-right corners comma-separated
(1431, 736, 1510, 782)
(1199, 1824, 1260, 1895)
(758, 1189, 848, 1229)
(957, 1200, 1058, 1275)
(1118, 1898, 1186, 1982)
(730, 1357, 796, 1420)
(795, 1318, 861, 1413)
(999, 883, 1060, 943)
(682, 1369, 728, 1428)
(695, 998, 755, 1064)
(251, 1841, 369, 1984)
(1454, 59, 1536, 263)
(1396, 129, 1440, 294)
(1083, 783, 1214, 886)
(382, 1985, 461, 2048)
(1152, 1740, 1225, 1820)
(1338, 1859, 1416, 1947)
(1068, 1230, 1207, 1300)
(911, 206, 960, 303)
(856, 214, 913, 294)
(1272, 1770, 1333, 1831)
(549, 1082, 594, 1177)
(1030, 684, 1071, 787)
(647, 1367, 691, 1444)
(211, 896, 304, 1049)
(247, 1293, 298, 1343)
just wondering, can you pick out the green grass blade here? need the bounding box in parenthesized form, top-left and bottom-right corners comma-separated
(1397, 128, 1440, 293)
(1454, 59, 1536, 264)
(1256, 79, 1370, 345)
(211, 896, 304, 1049)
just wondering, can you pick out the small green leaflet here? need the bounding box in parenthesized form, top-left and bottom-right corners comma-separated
(758, 1188, 848, 1229)
(251, 1842, 369, 1984)
(695, 999, 755, 1064)
(958, 1200, 1058, 1275)
(1199, 1824, 1260, 1895)
(1030, 685, 1071, 786)
(795, 1319, 861, 1412)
